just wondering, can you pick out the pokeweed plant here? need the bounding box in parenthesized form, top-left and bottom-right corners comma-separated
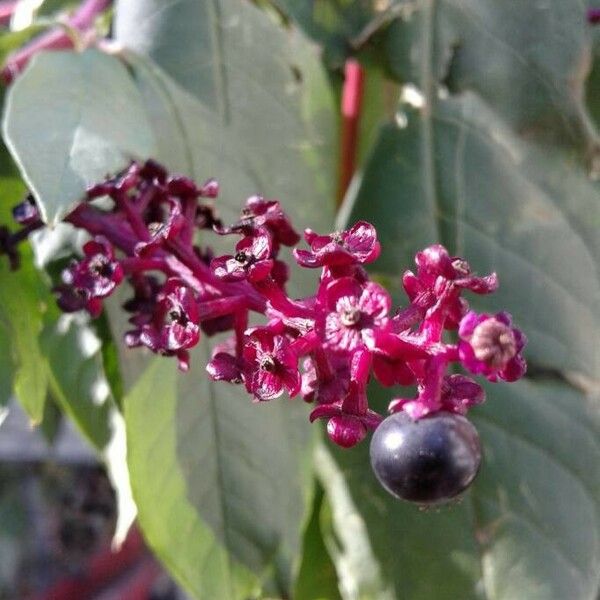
(0, 0, 598, 599)
(1, 159, 526, 505)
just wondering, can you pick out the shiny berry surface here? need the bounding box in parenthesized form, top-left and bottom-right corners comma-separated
(369, 411, 482, 504)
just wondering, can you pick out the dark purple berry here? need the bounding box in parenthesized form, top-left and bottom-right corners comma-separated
(369, 411, 482, 504)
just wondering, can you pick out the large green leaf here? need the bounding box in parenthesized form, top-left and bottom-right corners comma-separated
(343, 97, 600, 378)
(317, 379, 600, 600)
(0, 248, 49, 422)
(2, 49, 156, 225)
(41, 314, 112, 449)
(295, 481, 342, 600)
(326, 1, 600, 599)
(382, 0, 597, 153)
(341, 0, 600, 379)
(124, 349, 314, 599)
(111, 2, 337, 596)
(115, 0, 336, 231)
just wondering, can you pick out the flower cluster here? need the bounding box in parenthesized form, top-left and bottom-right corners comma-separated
(1, 161, 527, 448)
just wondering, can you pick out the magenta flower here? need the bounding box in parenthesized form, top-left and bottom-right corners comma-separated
(458, 311, 526, 382)
(440, 375, 485, 414)
(206, 338, 244, 383)
(294, 221, 380, 268)
(402, 244, 498, 328)
(3, 160, 528, 456)
(135, 198, 185, 256)
(316, 277, 390, 352)
(366, 329, 429, 386)
(215, 196, 300, 247)
(309, 379, 382, 448)
(207, 352, 243, 383)
(243, 196, 300, 247)
(327, 415, 367, 448)
(58, 237, 123, 317)
(130, 278, 200, 371)
(243, 328, 301, 400)
(211, 228, 274, 282)
(300, 357, 349, 404)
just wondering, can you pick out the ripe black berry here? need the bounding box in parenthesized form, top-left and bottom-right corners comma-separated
(369, 411, 482, 504)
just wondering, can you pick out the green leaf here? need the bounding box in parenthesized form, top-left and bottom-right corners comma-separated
(329, 2, 600, 598)
(0, 323, 13, 408)
(382, 0, 598, 153)
(111, 2, 337, 596)
(343, 97, 600, 378)
(317, 379, 600, 600)
(2, 49, 156, 225)
(0, 256, 49, 423)
(340, 0, 600, 378)
(295, 480, 342, 600)
(41, 314, 112, 450)
(124, 349, 314, 599)
(115, 0, 336, 233)
(39, 393, 63, 444)
(269, 0, 392, 66)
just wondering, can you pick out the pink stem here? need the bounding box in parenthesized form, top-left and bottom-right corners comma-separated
(2, 0, 112, 84)
(0, 1, 18, 26)
(67, 205, 137, 254)
(254, 277, 312, 318)
(114, 193, 152, 241)
(234, 309, 248, 357)
(312, 347, 334, 381)
(120, 257, 170, 275)
(197, 296, 247, 321)
(290, 330, 319, 356)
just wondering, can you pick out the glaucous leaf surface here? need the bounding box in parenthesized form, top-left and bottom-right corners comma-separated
(0, 142, 48, 421)
(111, 1, 336, 597)
(294, 481, 342, 600)
(2, 49, 156, 225)
(41, 315, 112, 450)
(115, 0, 335, 232)
(328, 1, 600, 599)
(341, 0, 600, 378)
(124, 349, 314, 599)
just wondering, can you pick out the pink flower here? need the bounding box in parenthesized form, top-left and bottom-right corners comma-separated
(294, 221, 380, 268)
(58, 237, 123, 317)
(458, 311, 527, 382)
(215, 196, 300, 247)
(300, 357, 349, 404)
(135, 198, 186, 256)
(316, 277, 390, 352)
(309, 381, 382, 448)
(129, 279, 200, 371)
(402, 244, 498, 328)
(211, 228, 273, 282)
(440, 375, 485, 414)
(243, 328, 301, 400)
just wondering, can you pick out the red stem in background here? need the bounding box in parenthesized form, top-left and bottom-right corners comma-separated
(35, 527, 145, 600)
(337, 59, 364, 204)
(588, 8, 600, 23)
(0, 1, 18, 26)
(1, 0, 112, 84)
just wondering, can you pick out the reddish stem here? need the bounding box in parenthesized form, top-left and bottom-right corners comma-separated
(2, 0, 112, 84)
(197, 296, 247, 321)
(0, 1, 17, 26)
(337, 59, 364, 204)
